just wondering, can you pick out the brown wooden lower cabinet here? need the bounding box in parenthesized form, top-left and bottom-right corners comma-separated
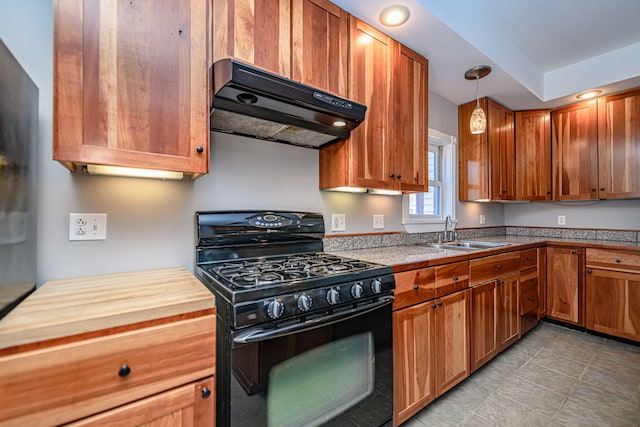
(546, 246, 584, 326)
(66, 377, 215, 427)
(585, 248, 640, 343)
(393, 289, 469, 426)
(519, 269, 540, 336)
(470, 273, 520, 372)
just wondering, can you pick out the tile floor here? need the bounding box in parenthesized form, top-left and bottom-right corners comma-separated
(404, 321, 640, 426)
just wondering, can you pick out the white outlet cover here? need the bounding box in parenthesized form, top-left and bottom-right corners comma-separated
(558, 215, 566, 225)
(373, 214, 384, 229)
(331, 214, 346, 232)
(69, 213, 107, 241)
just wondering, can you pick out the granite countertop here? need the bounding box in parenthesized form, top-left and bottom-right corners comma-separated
(327, 235, 640, 273)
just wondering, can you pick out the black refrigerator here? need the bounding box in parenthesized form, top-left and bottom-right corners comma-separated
(0, 37, 38, 319)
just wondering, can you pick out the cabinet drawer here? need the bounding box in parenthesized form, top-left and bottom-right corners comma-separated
(394, 267, 436, 310)
(521, 313, 538, 336)
(520, 285, 538, 315)
(0, 315, 216, 427)
(586, 248, 640, 273)
(469, 252, 520, 286)
(435, 261, 469, 297)
(520, 249, 538, 270)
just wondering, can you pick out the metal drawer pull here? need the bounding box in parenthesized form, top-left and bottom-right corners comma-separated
(413, 285, 420, 290)
(452, 275, 458, 281)
(496, 265, 503, 269)
(118, 365, 131, 377)
(437, 301, 443, 306)
(431, 303, 437, 309)
(615, 259, 621, 263)
(201, 388, 211, 399)
(527, 297, 535, 302)
(526, 257, 533, 261)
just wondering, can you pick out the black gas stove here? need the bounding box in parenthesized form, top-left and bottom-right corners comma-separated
(195, 211, 395, 329)
(195, 211, 395, 427)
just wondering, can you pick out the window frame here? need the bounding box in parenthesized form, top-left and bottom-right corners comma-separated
(402, 129, 457, 228)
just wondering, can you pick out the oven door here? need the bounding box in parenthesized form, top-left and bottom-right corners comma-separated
(226, 297, 393, 427)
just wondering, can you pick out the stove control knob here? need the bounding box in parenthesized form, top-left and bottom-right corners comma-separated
(371, 278, 383, 294)
(326, 288, 341, 305)
(351, 282, 364, 299)
(297, 294, 313, 312)
(265, 299, 285, 319)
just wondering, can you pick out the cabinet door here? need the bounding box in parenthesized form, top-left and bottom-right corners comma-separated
(54, 0, 210, 177)
(538, 248, 547, 319)
(393, 44, 428, 192)
(551, 101, 598, 200)
(497, 274, 520, 350)
(348, 18, 394, 189)
(66, 377, 215, 426)
(393, 302, 435, 425)
(458, 98, 489, 201)
(488, 100, 515, 200)
(547, 247, 584, 326)
(586, 268, 640, 342)
(470, 281, 497, 372)
(434, 290, 470, 396)
(597, 88, 640, 199)
(212, 0, 290, 77)
(291, 0, 347, 97)
(515, 110, 551, 200)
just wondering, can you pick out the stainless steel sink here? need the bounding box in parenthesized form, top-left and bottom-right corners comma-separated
(416, 240, 512, 251)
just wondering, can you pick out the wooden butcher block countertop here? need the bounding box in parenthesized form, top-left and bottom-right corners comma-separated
(0, 267, 215, 352)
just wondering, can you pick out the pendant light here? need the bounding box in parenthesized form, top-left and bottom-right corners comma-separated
(464, 65, 492, 134)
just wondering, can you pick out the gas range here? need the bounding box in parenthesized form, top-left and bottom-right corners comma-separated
(195, 211, 395, 427)
(194, 211, 395, 329)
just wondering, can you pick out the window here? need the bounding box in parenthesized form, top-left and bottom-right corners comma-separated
(403, 129, 456, 225)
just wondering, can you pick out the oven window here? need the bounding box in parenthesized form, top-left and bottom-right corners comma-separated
(267, 332, 374, 427)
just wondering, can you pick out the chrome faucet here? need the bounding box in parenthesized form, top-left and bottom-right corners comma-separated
(443, 215, 457, 242)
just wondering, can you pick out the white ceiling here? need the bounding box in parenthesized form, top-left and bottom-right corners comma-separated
(330, 0, 640, 110)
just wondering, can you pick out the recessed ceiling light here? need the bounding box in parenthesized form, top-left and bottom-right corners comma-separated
(576, 90, 602, 100)
(379, 5, 410, 27)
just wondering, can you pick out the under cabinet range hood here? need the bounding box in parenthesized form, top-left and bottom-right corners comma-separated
(210, 59, 367, 148)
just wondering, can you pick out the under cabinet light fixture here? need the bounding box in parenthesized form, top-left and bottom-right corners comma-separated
(368, 189, 402, 196)
(84, 164, 184, 180)
(464, 65, 492, 135)
(379, 5, 410, 27)
(576, 90, 601, 100)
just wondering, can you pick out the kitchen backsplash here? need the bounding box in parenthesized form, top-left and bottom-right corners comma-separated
(323, 226, 639, 251)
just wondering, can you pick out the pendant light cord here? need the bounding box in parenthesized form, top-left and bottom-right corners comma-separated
(475, 76, 480, 107)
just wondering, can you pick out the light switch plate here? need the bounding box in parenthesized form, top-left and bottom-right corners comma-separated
(558, 215, 566, 225)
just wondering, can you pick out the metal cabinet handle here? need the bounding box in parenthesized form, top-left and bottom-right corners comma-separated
(615, 259, 622, 263)
(496, 265, 503, 270)
(437, 301, 443, 306)
(431, 303, 437, 309)
(390, 173, 395, 178)
(397, 174, 402, 179)
(527, 297, 535, 302)
(201, 388, 211, 399)
(587, 269, 592, 274)
(526, 257, 533, 261)
(413, 285, 420, 291)
(118, 365, 131, 377)
(452, 275, 459, 281)
(196, 146, 204, 153)
(571, 250, 577, 255)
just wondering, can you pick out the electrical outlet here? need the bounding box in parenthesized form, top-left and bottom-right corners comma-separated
(331, 214, 346, 232)
(373, 214, 384, 229)
(480, 214, 486, 225)
(558, 215, 566, 225)
(69, 213, 107, 240)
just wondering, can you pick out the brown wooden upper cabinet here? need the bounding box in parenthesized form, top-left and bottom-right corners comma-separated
(213, 0, 348, 97)
(514, 110, 551, 200)
(458, 98, 515, 201)
(53, 0, 210, 179)
(597, 88, 640, 199)
(319, 18, 428, 192)
(551, 100, 599, 200)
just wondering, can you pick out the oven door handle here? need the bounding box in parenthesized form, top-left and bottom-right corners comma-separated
(232, 296, 394, 345)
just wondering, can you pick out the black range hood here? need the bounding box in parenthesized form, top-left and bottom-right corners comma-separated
(210, 59, 367, 148)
